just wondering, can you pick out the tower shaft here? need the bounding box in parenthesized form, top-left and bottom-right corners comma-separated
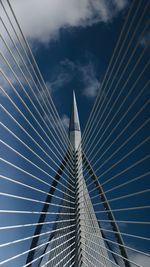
(69, 92, 86, 266)
(69, 92, 112, 267)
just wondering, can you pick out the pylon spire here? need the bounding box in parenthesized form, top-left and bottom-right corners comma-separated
(69, 91, 112, 267)
(69, 91, 80, 133)
(69, 91, 81, 151)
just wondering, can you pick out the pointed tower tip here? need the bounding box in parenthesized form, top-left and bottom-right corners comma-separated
(73, 90, 76, 99)
(69, 91, 81, 132)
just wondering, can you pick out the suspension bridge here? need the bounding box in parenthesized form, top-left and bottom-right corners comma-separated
(0, 0, 150, 266)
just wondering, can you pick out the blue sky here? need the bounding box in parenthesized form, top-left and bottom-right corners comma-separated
(31, 3, 127, 131)
(0, 0, 150, 266)
(0, 0, 128, 131)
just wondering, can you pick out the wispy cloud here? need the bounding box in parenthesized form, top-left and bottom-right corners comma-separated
(43, 111, 69, 132)
(50, 72, 71, 89)
(80, 62, 100, 98)
(0, 37, 36, 97)
(60, 59, 76, 72)
(0, 0, 127, 97)
(0, 41, 21, 96)
(45, 59, 76, 93)
(60, 59, 101, 99)
(61, 114, 70, 129)
(45, 59, 100, 99)
(140, 31, 150, 47)
(0, 0, 127, 44)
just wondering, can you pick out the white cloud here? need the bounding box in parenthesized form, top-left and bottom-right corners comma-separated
(1, 0, 127, 44)
(45, 81, 52, 94)
(0, 41, 20, 96)
(81, 62, 100, 98)
(0, 36, 35, 97)
(60, 59, 76, 72)
(45, 59, 76, 93)
(140, 31, 150, 47)
(50, 71, 71, 89)
(45, 59, 100, 98)
(61, 114, 70, 129)
(43, 112, 69, 131)
(114, 0, 127, 10)
(83, 80, 99, 98)
(0, 0, 127, 97)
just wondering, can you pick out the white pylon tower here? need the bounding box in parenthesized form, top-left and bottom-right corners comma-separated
(69, 91, 112, 267)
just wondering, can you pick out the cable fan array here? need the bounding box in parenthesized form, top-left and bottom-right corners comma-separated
(0, 0, 150, 266)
